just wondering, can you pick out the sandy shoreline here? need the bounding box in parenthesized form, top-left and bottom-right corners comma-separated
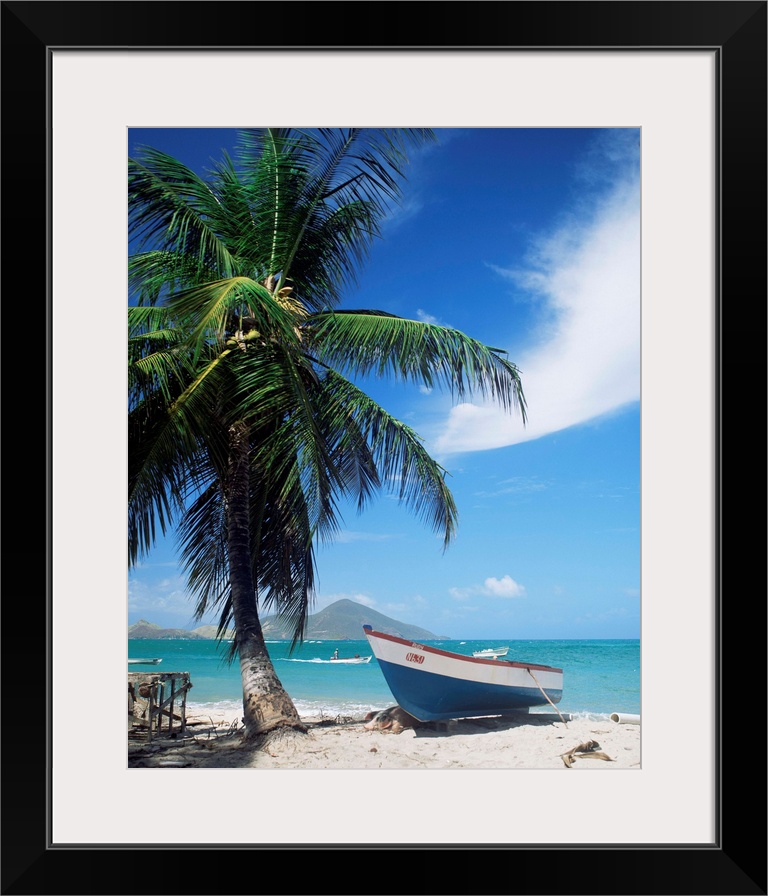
(128, 707, 640, 770)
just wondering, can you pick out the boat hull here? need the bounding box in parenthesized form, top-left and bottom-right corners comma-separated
(363, 627, 563, 721)
(329, 656, 372, 664)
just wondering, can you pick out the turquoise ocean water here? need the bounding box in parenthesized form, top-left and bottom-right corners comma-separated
(128, 637, 640, 721)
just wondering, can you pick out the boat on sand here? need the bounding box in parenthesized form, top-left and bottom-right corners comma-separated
(363, 625, 563, 721)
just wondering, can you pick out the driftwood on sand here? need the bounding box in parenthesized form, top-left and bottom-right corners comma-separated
(560, 739, 615, 768)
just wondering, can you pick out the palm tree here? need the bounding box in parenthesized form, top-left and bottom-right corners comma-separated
(128, 129, 527, 742)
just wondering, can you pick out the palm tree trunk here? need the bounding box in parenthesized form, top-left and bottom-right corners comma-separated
(225, 421, 306, 740)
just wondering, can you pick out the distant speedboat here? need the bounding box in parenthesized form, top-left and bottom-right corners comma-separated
(128, 658, 163, 665)
(363, 625, 562, 722)
(329, 651, 372, 664)
(472, 646, 509, 659)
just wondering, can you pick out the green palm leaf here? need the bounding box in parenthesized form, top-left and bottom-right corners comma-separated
(309, 310, 528, 420)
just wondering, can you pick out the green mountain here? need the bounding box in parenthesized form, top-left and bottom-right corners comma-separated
(128, 619, 206, 640)
(129, 600, 444, 641)
(262, 598, 443, 640)
(190, 624, 236, 640)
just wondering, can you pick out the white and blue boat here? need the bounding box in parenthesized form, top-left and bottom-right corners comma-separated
(363, 625, 563, 721)
(472, 646, 510, 658)
(329, 652, 372, 664)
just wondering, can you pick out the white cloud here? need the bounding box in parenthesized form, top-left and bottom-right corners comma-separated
(432, 138, 640, 455)
(416, 308, 441, 325)
(450, 575, 526, 600)
(484, 575, 525, 597)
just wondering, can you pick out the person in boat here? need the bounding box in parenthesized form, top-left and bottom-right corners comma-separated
(354, 654, 360, 658)
(332, 649, 339, 660)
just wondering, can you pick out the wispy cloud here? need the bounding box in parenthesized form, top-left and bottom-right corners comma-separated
(432, 131, 640, 455)
(128, 574, 192, 618)
(450, 575, 526, 600)
(473, 476, 548, 499)
(330, 530, 397, 544)
(417, 308, 442, 325)
(382, 195, 425, 232)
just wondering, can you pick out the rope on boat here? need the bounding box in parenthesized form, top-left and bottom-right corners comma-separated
(527, 668, 568, 726)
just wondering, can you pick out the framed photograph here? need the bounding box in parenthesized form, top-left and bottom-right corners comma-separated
(6, 1, 764, 893)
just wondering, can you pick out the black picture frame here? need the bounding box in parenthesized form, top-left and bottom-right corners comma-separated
(3, 2, 765, 894)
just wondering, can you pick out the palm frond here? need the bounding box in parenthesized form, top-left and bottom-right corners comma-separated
(128, 306, 195, 406)
(129, 250, 215, 305)
(129, 148, 237, 278)
(232, 128, 436, 310)
(309, 311, 527, 421)
(128, 401, 192, 565)
(317, 369, 459, 549)
(178, 481, 230, 621)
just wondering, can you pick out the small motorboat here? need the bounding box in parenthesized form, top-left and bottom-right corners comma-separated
(128, 658, 163, 665)
(472, 646, 510, 658)
(329, 651, 372, 664)
(363, 625, 563, 721)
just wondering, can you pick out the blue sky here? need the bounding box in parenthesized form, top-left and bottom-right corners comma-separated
(128, 127, 640, 640)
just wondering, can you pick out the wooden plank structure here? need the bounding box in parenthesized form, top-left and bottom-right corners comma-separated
(128, 672, 192, 742)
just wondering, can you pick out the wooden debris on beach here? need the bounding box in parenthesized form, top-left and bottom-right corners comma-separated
(560, 739, 615, 768)
(128, 671, 192, 742)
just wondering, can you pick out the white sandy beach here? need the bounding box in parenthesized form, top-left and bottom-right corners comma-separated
(128, 707, 640, 770)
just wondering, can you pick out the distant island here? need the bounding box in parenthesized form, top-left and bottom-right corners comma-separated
(129, 598, 447, 641)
